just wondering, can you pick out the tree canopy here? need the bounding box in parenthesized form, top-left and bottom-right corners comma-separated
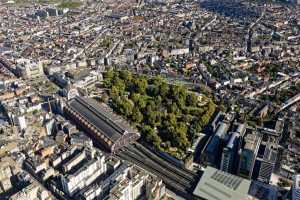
(103, 70, 216, 158)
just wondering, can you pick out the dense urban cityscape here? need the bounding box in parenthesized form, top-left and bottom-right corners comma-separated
(0, 0, 300, 200)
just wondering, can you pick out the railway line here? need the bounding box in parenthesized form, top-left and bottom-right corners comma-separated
(133, 143, 197, 180)
(117, 151, 193, 199)
(118, 149, 189, 190)
(116, 142, 199, 199)
(122, 146, 191, 185)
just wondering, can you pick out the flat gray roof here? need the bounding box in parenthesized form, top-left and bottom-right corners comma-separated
(193, 166, 251, 200)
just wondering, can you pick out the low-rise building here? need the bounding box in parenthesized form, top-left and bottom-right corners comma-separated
(60, 153, 106, 196)
(9, 182, 52, 200)
(15, 59, 44, 79)
(193, 166, 251, 200)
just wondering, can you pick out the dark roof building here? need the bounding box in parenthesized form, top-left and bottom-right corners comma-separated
(64, 96, 140, 152)
(205, 122, 230, 166)
(238, 133, 261, 179)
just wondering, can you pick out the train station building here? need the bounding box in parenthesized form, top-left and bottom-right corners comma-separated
(64, 96, 140, 152)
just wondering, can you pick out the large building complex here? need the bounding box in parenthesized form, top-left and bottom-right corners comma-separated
(64, 96, 140, 152)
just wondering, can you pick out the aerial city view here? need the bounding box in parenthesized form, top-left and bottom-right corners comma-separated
(0, 0, 300, 199)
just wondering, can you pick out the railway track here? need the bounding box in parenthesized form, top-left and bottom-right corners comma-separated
(117, 150, 191, 198)
(133, 143, 197, 180)
(116, 142, 200, 200)
(117, 151, 195, 199)
(126, 144, 196, 184)
(119, 148, 191, 187)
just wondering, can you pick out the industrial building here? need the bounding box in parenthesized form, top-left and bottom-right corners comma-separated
(64, 96, 140, 152)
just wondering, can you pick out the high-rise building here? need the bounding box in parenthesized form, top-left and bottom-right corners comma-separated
(292, 175, 300, 200)
(221, 132, 239, 173)
(205, 122, 230, 166)
(238, 133, 261, 179)
(257, 147, 277, 183)
(221, 123, 246, 173)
